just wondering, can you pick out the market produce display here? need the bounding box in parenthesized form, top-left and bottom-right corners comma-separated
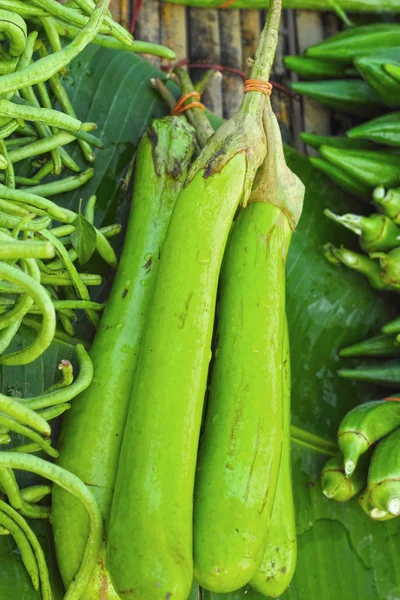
(2, 0, 400, 599)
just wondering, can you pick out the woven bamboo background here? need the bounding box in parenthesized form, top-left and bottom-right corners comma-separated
(110, 1, 354, 154)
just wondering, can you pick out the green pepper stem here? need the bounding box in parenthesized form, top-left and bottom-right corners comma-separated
(324, 208, 363, 236)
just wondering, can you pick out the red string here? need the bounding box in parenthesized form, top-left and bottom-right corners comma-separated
(384, 397, 400, 403)
(130, 0, 142, 34)
(218, 0, 237, 6)
(171, 91, 205, 116)
(244, 78, 273, 95)
(161, 59, 299, 100)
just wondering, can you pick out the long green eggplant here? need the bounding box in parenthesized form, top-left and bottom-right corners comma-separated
(107, 4, 282, 596)
(51, 116, 197, 599)
(193, 101, 303, 594)
(250, 321, 297, 598)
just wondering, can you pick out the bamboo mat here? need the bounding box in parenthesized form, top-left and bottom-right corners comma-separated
(110, 1, 353, 153)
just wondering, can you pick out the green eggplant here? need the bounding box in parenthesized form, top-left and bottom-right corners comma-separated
(284, 55, 350, 79)
(290, 80, 383, 117)
(310, 157, 370, 200)
(337, 399, 400, 476)
(306, 25, 400, 64)
(368, 427, 400, 516)
(340, 333, 400, 358)
(323, 244, 391, 292)
(301, 132, 374, 150)
(319, 146, 400, 189)
(339, 360, 400, 386)
(324, 209, 400, 253)
(385, 62, 400, 83)
(321, 452, 366, 502)
(358, 489, 396, 521)
(348, 112, 400, 147)
(382, 316, 400, 335)
(355, 57, 400, 108)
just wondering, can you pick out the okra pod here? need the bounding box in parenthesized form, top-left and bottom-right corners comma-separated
(339, 360, 400, 386)
(348, 112, 400, 147)
(323, 244, 391, 292)
(310, 157, 370, 200)
(321, 452, 366, 501)
(284, 55, 349, 79)
(338, 399, 400, 475)
(340, 333, 400, 358)
(355, 56, 400, 108)
(358, 489, 395, 521)
(300, 132, 374, 151)
(368, 427, 400, 515)
(373, 186, 400, 224)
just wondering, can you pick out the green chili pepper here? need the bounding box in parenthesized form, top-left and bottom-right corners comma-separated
(310, 157, 370, 200)
(358, 489, 395, 521)
(319, 146, 400, 189)
(306, 24, 400, 64)
(368, 427, 400, 516)
(324, 209, 400, 253)
(321, 452, 366, 501)
(339, 360, 400, 386)
(284, 55, 349, 79)
(323, 244, 391, 291)
(348, 112, 400, 147)
(300, 132, 374, 150)
(291, 79, 383, 116)
(338, 399, 400, 476)
(340, 333, 400, 358)
(355, 56, 400, 108)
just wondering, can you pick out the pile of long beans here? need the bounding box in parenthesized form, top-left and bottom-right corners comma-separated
(286, 24, 400, 388)
(0, 2, 179, 599)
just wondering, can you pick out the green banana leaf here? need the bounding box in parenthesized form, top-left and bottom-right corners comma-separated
(1, 46, 397, 599)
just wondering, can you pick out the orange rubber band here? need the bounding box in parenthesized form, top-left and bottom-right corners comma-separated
(219, 0, 236, 7)
(244, 79, 273, 96)
(384, 397, 400, 403)
(171, 91, 205, 116)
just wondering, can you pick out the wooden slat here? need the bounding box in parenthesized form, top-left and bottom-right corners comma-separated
(189, 8, 223, 117)
(135, 0, 162, 67)
(220, 10, 243, 118)
(160, 4, 188, 66)
(240, 9, 261, 75)
(295, 10, 330, 156)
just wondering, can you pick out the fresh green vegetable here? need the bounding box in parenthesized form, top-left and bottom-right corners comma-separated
(337, 399, 400, 475)
(319, 146, 400, 189)
(372, 247, 400, 289)
(290, 80, 383, 116)
(382, 315, 400, 334)
(107, 3, 282, 597)
(348, 112, 400, 147)
(306, 25, 400, 63)
(324, 210, 400, 253)
(358, 489, 395, 521)
(52, 116, 197, 599)
(384, 62, 400, 83)
(310, 157, 370, 200)
(340, 333, 400, 358)
(355, 56, 400, 108)
(339, 360, 400, 386)
(323, 244, 391, 291)
(373, 186, 400, 223)
(193, 100, 304, 593)
(250, 321, 297, 599)
(368, 427, 400, 515)
(300, 132, 374, 150)
(284, 55, 349, 79)
(321, 452, 365, 501)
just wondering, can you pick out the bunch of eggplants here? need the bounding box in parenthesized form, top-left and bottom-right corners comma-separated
(286, 22, 400, 389)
